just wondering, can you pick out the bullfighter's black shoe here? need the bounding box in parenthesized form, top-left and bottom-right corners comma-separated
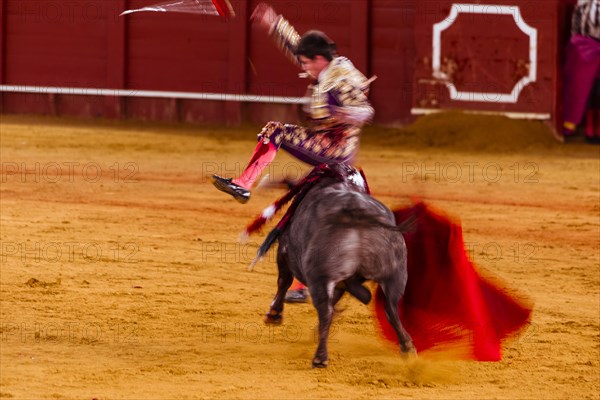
(284, 288, 308, 303)
(210, 175, 250, 204)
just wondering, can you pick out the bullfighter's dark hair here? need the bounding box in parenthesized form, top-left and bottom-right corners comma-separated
(295, 30, 337, 61)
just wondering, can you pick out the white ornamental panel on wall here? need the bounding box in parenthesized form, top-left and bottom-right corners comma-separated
(412, 1, 556, 121)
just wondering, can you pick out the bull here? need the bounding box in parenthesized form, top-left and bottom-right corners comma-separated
(248, 163, 416, 368)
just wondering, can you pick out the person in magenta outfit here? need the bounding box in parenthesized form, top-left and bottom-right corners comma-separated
(563, 0, 600, 141)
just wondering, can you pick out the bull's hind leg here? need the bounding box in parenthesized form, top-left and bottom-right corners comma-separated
(380, 280, 416, 355)
(309, 281, 335, 368)
(264, 252, 294, 325)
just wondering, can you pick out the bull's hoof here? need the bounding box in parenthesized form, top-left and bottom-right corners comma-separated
(264, 312, 283, 325)
(312, 358, 329, 368)
(400, 343, 417, 358)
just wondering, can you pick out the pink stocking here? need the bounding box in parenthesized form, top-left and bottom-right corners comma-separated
(233, 141, 277, 189)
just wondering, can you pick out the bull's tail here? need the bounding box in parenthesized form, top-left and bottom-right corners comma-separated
(329, 208, 417, 232)
(395, 211, 418, 232)
(345, 280, 372, 305)
(248, 227, 281, 271)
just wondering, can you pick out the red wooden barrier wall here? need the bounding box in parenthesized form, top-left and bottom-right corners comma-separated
(0, 0, 573, 127)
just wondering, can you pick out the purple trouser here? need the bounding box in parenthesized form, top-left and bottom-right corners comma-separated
(563, 35, 600, 133)
(259, 121, 359, 166)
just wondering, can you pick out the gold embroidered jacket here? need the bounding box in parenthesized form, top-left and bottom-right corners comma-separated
(271, 16, 375, 128)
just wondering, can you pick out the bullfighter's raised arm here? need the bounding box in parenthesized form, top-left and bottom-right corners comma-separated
(252, 3, 301, 67)
(269, 16, 301, 67)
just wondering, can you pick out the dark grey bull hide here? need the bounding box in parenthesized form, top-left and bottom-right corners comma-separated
(262, 164, 416, 368)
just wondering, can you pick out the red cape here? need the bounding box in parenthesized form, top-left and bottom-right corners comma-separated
(374, 202, 533, 361)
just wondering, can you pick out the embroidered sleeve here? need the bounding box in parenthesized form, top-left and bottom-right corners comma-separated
(328, 78, 374, 126)
(270, 16, 301, 66)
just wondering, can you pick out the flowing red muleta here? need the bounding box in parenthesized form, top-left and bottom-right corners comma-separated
(374, 202, 533, 361)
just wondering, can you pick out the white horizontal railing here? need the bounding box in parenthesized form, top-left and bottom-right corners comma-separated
(0, 85, 309, 104)
(411, 107, 551, 120)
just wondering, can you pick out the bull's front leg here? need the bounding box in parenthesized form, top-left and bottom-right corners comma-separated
(264, 252, 294, 325)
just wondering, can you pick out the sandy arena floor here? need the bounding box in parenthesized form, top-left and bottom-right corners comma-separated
(0, 114, 598, 399)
